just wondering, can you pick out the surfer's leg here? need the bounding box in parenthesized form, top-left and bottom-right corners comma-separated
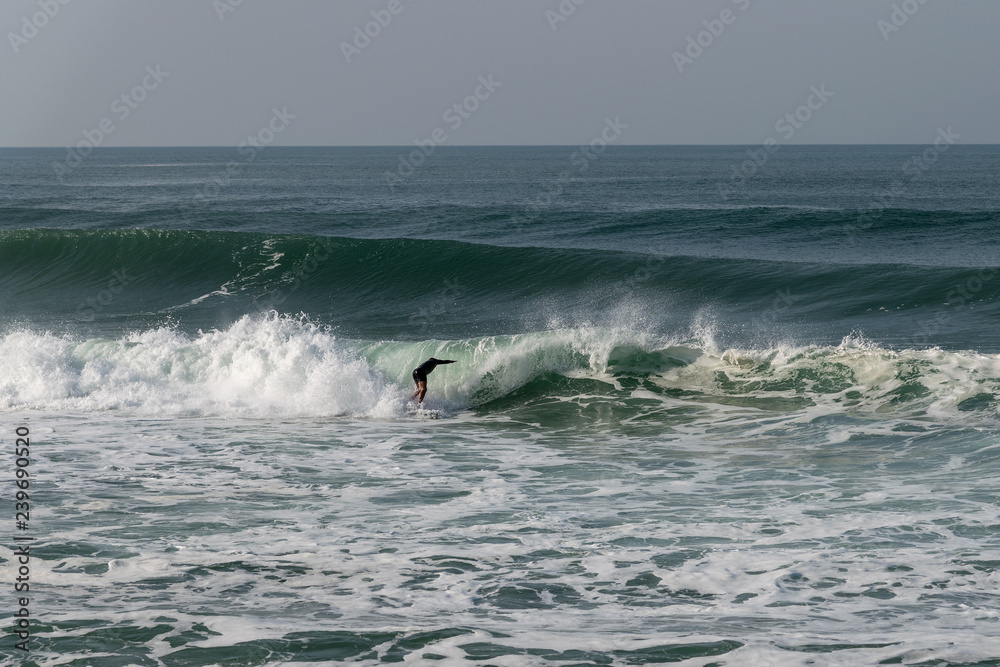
(411, 369, 429, 402)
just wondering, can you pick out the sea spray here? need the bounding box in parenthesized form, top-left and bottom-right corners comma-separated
(3, 316, 999, 424)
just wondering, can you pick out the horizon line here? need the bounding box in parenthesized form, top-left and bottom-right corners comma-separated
(2, 143, 999, 149)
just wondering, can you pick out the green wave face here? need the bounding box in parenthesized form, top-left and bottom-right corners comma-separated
(2, 229, 999, 350)
(362, 329, 1000, 428)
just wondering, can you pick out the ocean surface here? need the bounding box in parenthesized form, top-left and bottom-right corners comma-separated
(2, 145, 1000, 666)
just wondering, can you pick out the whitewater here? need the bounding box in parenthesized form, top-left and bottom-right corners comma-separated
(4, 315, 1000, 424)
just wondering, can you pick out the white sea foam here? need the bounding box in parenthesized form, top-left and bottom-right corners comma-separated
(9, 406, 999, 665)
(0, 315, 398, 417)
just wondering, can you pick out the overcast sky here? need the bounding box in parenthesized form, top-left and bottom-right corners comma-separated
(2, 0, 998, 147)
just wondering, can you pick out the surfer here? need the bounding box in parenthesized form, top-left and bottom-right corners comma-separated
(411, 358, 457, 404)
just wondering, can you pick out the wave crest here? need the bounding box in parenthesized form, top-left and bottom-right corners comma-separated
(2, 316, 998, 422)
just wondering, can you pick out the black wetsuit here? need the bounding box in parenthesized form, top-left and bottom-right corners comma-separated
(412, 358, 456, 384)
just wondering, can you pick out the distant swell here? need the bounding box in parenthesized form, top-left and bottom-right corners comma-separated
(2, 228, 999, 325)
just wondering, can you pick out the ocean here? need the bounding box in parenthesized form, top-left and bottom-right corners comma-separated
(2, 145, 999, 665)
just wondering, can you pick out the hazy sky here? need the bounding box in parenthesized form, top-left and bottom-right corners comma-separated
(3, 0, 998, 146)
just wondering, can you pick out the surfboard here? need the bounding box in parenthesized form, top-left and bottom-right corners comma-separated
(407, 405, 442, 419)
